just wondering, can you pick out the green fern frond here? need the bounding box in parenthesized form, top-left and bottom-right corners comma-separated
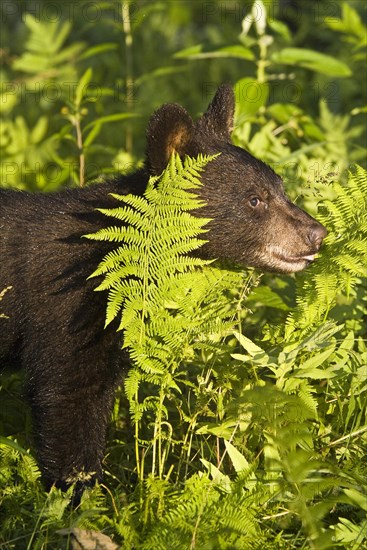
(86, 154, 250, 478)
(140, 472, 266, 550)
(104, 280, 142, 326)
(86, 225, 142, 243)
(87, 154, 215, 328)
(297, 381, 319, 417)
(287, 165, 367, 332)
(96, 205, 151, 230)
(88, 153, 244, 350)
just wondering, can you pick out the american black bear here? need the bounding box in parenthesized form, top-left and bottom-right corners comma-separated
(0, 85, 326, 498)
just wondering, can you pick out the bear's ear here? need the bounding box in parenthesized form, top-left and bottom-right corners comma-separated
(197, 84, 235, 141)
(146, 103, 195, 175)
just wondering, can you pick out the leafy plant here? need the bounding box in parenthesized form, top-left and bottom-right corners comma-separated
(1, 2, 367, 548)
(86, 155, 367, 548)
(59, 67, 137, 186)
(12, 14, 85, 81)
(288, 164, 367, 332)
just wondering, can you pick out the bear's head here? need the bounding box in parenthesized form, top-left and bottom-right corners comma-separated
(146, 85, 327, 274)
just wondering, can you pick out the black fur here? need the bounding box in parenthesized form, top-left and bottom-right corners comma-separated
(0, 85, 326, 497)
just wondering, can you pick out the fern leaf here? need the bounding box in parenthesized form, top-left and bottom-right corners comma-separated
(287, 165, 367, 331)
(86, 154, 250, 480)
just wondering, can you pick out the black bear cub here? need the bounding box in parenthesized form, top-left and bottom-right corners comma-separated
(0, 85, 326, 498)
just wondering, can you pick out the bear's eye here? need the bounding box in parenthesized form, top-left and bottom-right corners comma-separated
(249, 197, 260, 207)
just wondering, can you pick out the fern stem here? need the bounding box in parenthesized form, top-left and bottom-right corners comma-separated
(135, 389, 141, 481)
(27, 489, 51, 550)
(178, 411, 197, 482)
(328, 425, 367, 447)
(151, 418, 157, 477)
(158, 383, 164, 479)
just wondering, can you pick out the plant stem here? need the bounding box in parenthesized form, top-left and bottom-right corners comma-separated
(74, 114, 85, 187)
(158, 384, 164, 479)
(122, 1, 134, 154)
(135, 389, 141, 480)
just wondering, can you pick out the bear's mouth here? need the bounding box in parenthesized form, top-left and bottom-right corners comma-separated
(259, 245, 319, 273)
(273, 250, 318, 272)
(283, 253, 316, 264)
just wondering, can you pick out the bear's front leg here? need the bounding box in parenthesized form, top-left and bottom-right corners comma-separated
(30, 384, 114, 496)
(24, 342, 123, 503)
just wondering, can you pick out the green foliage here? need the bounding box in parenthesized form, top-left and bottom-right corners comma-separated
(87, 158, 366, 549)
(12, 14, 84, 79)
(288, 165, 367, 331)
(0, 438, 110, 549)
(325, 2, 367, 52)
(86, 154, 213, 330)
(87, 154, 248, 481)
(1, 1, 367, 548)
(137, 473, 266, 550)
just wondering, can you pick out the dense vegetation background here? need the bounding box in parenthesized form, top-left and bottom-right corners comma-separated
(0, 1, 366, 548)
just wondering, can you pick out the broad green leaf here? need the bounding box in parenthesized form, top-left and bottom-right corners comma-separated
(325, 3, 367, 44)
(200, 459, 231, 490)
(84, 122, 102, 148)
(136, 66, 186, 85)
(293, 369, 335, 380)
(339, 331, 355, 351)
(79, 43, 118, 60)
(248, 285, 290, 310)
(233, 332, 270, 366)
(0, 436, 28, 453)
(268, 18, 291, 42)
(224, 440, 250, 472)
(344, 488, 367, 512)
(297, 345, 335, 372)
(233, 332, 265, 356)
(0, 88, 18, 113)
(195, 421, 238, 439)
(48, 21, 72, 54)
(213, 45, 254, 60)
(293, 363, 335, 379)
(75, 68, 93, 108)
(271, 48, 352, 76)
(235, 77, 269, 117)
(267, 103, 303, 123)
(52, 43, 86, 66)
(175, 44, 254, 60)
(83, 113, 137, 133)
(174, 44, 203, 58)
(13, 53, 49, 73)
(351, 105, 367, 115)
(30, 116, 48, 144)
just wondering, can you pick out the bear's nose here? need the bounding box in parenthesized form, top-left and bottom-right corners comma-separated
(308, 224, 328, 249)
